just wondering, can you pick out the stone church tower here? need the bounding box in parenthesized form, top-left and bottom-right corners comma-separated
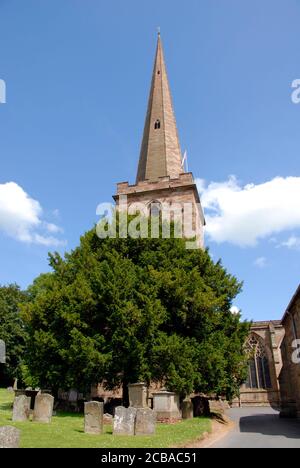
(114, 34, 205, 247)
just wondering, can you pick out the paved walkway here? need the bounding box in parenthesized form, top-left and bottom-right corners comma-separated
(210, 407, 300, 448)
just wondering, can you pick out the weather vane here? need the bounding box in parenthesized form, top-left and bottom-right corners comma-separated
(157, 26, 161, 36)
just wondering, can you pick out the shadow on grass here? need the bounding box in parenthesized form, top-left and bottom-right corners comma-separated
(55, 411, 83, 419)
(0, 402, 13, 411)
(73, 428, 113, 435)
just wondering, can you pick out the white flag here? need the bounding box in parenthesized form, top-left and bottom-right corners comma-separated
(181, 150, 188, 171)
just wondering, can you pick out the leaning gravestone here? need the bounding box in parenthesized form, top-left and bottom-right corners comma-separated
(0, 426, 20, 448)
(33, 393, 54, 423)
(135, 408, 156, 435)
(84, 401, 104, 434)
(208, 399, 225, 415)
(113, 406, 137, 436)
(12, 395, 31, 422)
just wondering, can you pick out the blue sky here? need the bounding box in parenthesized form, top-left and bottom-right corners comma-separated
(0, 0, 299, 321)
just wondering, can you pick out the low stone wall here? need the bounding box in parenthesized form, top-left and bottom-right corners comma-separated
(231, 389, 281, 408)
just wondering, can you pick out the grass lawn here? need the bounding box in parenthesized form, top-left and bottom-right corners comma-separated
(0, 389, 211, 448)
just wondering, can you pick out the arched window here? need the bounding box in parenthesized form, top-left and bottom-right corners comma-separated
(245, 335, 272, 389)
(154, 119, 161, 130)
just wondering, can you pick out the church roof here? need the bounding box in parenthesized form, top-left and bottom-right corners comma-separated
(282, 284, 300, 323)
(136, 34, 183, 183)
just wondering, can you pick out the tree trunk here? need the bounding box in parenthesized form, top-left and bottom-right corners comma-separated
(122, 377, 129, 407)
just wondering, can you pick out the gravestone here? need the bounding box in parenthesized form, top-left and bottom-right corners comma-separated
(113, 406, 137, 435)
(208, 399, 225, 415)
(33, 393, 54, 423)
(135, 408, 156, 435)
(128, 383, 148, 408)
(182, 399, 193, 419)
(153, 391, 181, 421)
(104, 413, 113, 424)
(68, 389, 78, 402)
(84, 401, 104, 434)
(0, 340, 5, 364)
(0, 426, 20, 448)
(12, 395, 31, 422)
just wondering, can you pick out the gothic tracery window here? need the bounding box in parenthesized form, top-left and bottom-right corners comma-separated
(154, 119, 161, 130)
(245, 335, 272, 390)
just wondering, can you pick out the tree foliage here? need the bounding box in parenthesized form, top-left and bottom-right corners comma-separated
(22, 225, 250, 400)
(0, 284, 28, 384)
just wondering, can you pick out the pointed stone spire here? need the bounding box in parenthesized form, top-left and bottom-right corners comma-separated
(136, 33, 183, 183)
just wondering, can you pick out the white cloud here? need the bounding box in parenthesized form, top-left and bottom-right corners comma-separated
(0, 182, 65, 247)
(33, 234, 66, 247)
(254, 257, 267, 268)
(44, 222, 64, 234)
(197, 176, 300, 247)
(279, 236, 300, 251)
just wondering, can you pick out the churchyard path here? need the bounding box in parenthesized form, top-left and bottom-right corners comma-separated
(210, 407, 300, 448)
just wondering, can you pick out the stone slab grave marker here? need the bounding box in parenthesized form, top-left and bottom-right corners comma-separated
(33, 393, 54, 423)
(68, 389, 78, 402)
(0, 426, 20, 448)
(135, 408, 156, 435)
(0, 339, 6, 364)
(12, 395, 31, 422)
(208, 399, 225, 415)
(113, 406, 137, 436)
(84, 401, 104, 434)
(128, 382, 148, 408)
(182, 399, 193, 419)
(153, 391, 181, 421)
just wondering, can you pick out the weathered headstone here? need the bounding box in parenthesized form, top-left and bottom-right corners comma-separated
(84, 401, 104, 434)
(153, 391, 181, 421)
(113, 406, 137, 435)
(0, 339, 5, 364)
(68, 389, 78, 402)
(33, 393, 54, 423)
(128, 383, 148, 408)
(208, 399, 225, 415)
(12, 395, 31, 422)
(135, 408, 156, 435)
(182, 399, 193, 419)
(0, 426, 20, 448)
(104, 413, 113, 424)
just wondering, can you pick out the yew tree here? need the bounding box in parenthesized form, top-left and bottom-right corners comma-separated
(22, 225, 249, 401)
(0, 284, 28, 385)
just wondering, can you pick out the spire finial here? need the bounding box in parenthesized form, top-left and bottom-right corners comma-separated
(157, 26, 161, 36)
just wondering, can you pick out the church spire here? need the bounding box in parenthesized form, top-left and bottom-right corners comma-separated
(136, 34, 183, 183)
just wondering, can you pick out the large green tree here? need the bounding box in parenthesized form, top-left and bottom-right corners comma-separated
(0, 284, 28, 385)
(22, 225, 250, 401)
